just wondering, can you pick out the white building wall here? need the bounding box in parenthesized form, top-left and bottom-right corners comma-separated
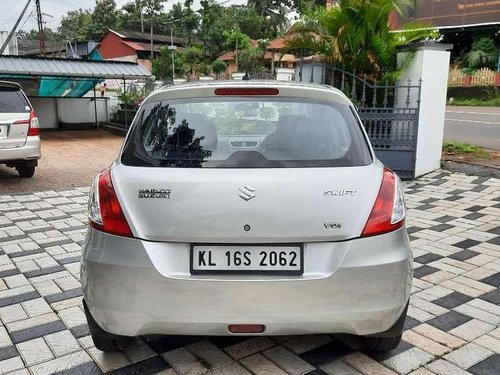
(397, 43, 451, 178)
(30, 98, 109, 129)
(57, 98, 109, 125)
(30, 98, 58, 129)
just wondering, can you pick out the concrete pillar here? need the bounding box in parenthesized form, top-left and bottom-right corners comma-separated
(397, 42, 452, 178)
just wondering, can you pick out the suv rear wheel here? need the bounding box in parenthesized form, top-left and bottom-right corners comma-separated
(16, 164, 35, 178)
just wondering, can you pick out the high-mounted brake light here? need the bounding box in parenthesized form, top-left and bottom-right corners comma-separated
(14, 111, 40, 136)
(214, 88, 279, 96)
(361, 167, 406, 238)
(88, 168, 132, 238)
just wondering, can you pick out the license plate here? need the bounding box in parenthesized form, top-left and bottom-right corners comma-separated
(190, 244, 303, 275)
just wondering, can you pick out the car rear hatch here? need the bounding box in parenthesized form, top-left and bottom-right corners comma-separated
(114, 83, 380, 243)
(0, 83, 32, 149)
(112, 164, 381, 243)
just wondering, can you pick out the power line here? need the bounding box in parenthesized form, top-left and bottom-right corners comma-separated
(0, 0, 32, 54)
(18, 9, 35, 31)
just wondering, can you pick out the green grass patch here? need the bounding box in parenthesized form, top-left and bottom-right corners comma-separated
(443, 141, 491, 159)
(449, 97, 500, 107)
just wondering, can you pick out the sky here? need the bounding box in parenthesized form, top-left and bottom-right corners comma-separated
(0, 0, 247, 33)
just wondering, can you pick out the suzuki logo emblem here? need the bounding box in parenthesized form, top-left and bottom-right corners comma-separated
(238, 185, 256, 201)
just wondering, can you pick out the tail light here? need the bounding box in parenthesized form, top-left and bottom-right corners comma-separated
(14, 111, 40, 136)
(361, 167, 406, 238)
(28, 111, 40, 136)
(88, 168, 132, 237)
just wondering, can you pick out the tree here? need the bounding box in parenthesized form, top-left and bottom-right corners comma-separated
(247, 0, 290, 36)
(92, 0, 118, 39)
(197, 2, 271, 60)
(211, 59, 227, 74)
(223, 27, 251, 52)
(58, 9, 93, 41)
(18, 28, 59, 42)
(152, 46, 185, 79)
(182, 45, 205, 75)
(465, 37, 497, 69)
(117, 1, 144, 32)
(164, 2, 185, 36)
(285, 0, 437, 79)
(238, 46, 265, 73)
(182, 0, 199, 45)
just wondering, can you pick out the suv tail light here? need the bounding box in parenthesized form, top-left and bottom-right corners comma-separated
(28, 111, 40, 136)
(361, 167, 406, 238)
(14, 111, 39, 136)
(88, 168, 132, 237)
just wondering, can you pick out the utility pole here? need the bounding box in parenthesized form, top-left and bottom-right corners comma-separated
(35, 0, 45, 55)
(171, 29, 174, 79)
(0, 0, 31, 55)
(140, 7, 144, 33)
(150, 19, 153, 59)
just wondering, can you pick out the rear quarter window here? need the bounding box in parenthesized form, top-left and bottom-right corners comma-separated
(121, 97, 372, 168)
(0, 87, 30, 113)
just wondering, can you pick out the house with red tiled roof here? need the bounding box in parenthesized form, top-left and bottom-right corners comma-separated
(99, 29, 187, 72)
(218, 40, 261, 74)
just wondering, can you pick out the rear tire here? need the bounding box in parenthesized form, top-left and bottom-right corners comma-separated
(91, 334, 131, 352)
(362, 334, 402, 352)
(16, 165, 35, 178)
(360, 301, 408, 352)
(83, 299, 132, 352)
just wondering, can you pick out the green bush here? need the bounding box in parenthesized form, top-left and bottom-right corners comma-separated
(449, 97, 500, 107)
(443, 141, 491, 159)
(211, 60, 227, 74)
(447, 86, 499, 102)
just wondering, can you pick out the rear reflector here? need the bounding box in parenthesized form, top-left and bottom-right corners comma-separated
(215, 88, 279, 96)
(228, 324, 265, 334)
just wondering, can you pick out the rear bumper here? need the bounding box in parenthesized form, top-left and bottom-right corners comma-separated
(81, 227, 412, 337)
(0, 136, 41, 163)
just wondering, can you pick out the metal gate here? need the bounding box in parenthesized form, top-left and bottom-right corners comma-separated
(296, 63, 422, 179)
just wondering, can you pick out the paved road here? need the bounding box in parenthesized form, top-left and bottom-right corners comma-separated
(0, 170, 499, 375)
(445, 106, 500, 150)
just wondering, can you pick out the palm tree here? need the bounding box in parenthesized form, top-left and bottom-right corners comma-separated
(284, 0, 437, 80)
(247, 0, 289, 37)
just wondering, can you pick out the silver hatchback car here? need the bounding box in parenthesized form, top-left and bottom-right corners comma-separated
(81, 81, 412, 353)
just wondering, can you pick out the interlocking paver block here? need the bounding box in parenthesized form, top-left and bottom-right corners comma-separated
(0, 171, 498, 374)
(16, 337, 54, 366)
(443, 343, 493, 369)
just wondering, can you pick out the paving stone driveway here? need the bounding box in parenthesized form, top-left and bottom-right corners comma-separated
(0, 170, 499, 375)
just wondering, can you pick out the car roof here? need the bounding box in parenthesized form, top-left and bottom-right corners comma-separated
(0, 81, 22, 90)
(145, 80, 351, 105)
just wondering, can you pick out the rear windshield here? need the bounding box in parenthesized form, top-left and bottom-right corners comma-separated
(0, 87, 30, 113)
(121, 97, 372, 168)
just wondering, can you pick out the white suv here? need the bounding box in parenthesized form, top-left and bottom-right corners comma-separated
(0, 81, 41, 177)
